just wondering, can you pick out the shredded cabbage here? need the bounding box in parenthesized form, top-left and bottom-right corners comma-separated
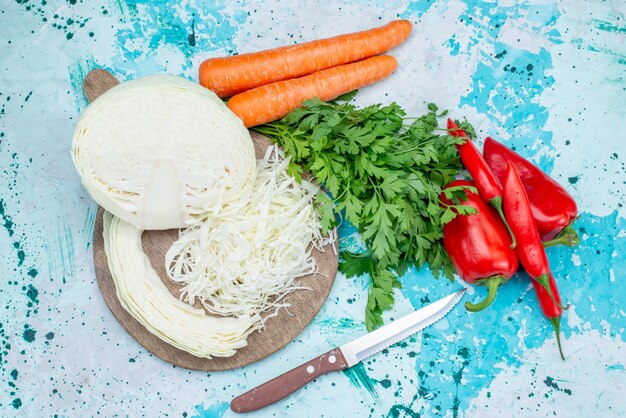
(166, 147, 335, 327)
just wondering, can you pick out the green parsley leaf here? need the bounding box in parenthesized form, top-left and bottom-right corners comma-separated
(339, 251, 373, 278)
(455, 118, 477, 140)
(254, 98, 475, 331)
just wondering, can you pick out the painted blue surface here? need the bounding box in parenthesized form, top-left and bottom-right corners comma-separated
(1, 0, 625, 416)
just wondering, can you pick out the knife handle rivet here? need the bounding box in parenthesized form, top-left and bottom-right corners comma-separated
(328, 355, 336, 364)
(306, 365, 315, 374)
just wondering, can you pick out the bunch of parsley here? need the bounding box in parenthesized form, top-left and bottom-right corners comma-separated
(255, 94, 476, 331)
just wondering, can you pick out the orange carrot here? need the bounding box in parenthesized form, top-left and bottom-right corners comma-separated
(227, 55, 397, 127)
(200, 20, 411, 97)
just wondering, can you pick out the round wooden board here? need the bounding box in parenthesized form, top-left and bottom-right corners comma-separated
(92, 132, 338, 372)
(86, 70, 338, 371)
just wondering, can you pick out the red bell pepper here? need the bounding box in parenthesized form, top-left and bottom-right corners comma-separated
(440, 180, 519, 312)
(447, 119, 516, 248)
(502, 162, 566, 359)
(483, 136, 578, 246)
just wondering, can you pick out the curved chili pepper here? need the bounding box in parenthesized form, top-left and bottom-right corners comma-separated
(531, 272, 565, 360)
(502, 162, 566, 359)
(483, 136, 578, 245)
(440, 180, 519, 312)
(447, 119, 516, 248)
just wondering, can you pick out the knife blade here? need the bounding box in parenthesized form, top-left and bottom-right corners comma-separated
(230, 288, 466, 413)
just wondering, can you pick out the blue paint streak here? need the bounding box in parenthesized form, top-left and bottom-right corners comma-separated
(338, 220, 358, 239)
(447, 34, 460, 56)
(453, 1, 562, 173)
(545, 29, 564, 44)
(524, 3, 560, 27)
(401, 0, 437, 19)
(193, 401, 229, 418)
(554, 211, 626, 336)
(113, 0, 247, 77)
(461, 45, 556, 171)
(607, 364, 625, 372)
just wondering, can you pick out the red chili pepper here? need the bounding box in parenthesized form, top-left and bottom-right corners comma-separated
(447, 119, 516, 248)
(440, 180, 519, 312)
(483, 136, 578, 246)
(531, 272, 565, 360)
(502, 161, 566, 360)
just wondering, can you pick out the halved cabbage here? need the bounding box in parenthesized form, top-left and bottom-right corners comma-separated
(72, 75, 256, 230)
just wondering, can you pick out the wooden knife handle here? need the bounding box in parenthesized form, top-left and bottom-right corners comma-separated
(230, 348, 348, 413)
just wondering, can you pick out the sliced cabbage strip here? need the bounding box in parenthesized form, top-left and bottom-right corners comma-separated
(103, 211, 257, 358)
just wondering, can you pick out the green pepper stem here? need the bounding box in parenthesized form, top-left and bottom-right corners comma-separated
(543, 221, 580, 248)
(548, 316, 565, 360)
(489, 196, 516, 249)
(465, 276, 507, 312)
(534, 273, 570, 310)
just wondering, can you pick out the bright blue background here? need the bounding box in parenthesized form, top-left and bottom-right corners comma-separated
(1, 0, 625, 416)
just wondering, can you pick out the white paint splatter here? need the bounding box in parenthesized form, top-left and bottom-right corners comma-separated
(467, 331, 625, 417)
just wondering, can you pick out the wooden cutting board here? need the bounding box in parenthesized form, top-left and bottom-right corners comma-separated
(86, 69, 338, 371)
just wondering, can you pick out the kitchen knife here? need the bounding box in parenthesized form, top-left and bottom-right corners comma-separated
(230, 288, 466, 413)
